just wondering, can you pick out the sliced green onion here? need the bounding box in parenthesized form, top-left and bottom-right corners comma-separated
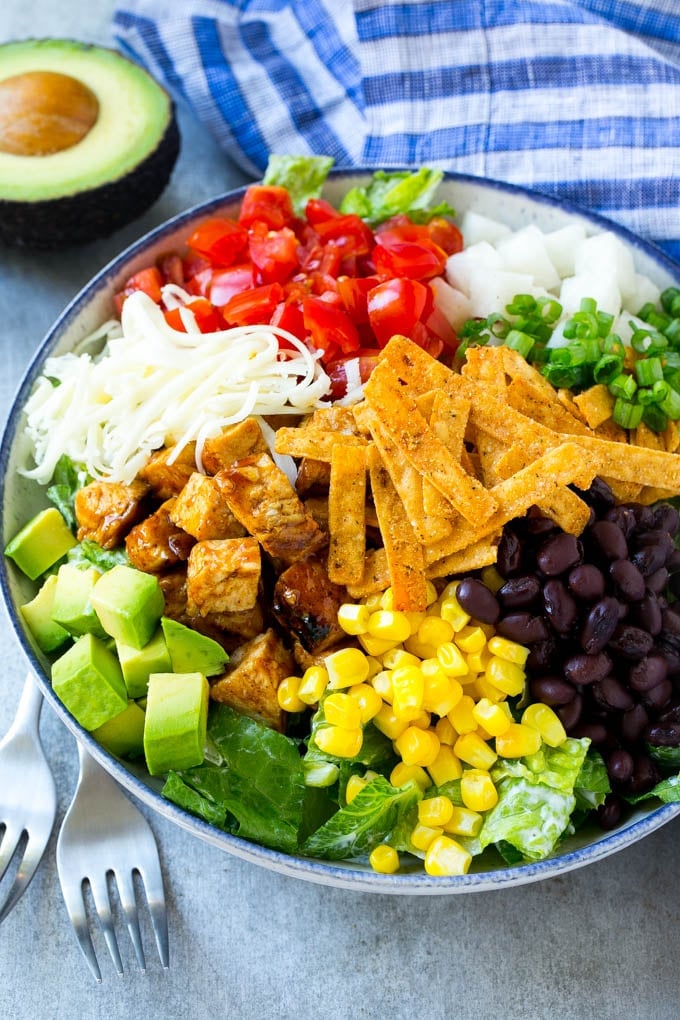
(637, 301, 658, 320)
(663, 351, 680, 371)
(642, 403, 669, 432)
(579, 297, 598, 315)
(663, 318, 680, 345)
(505, 294, 537, 315)
(537, 297, 562, 324)
(612, 398, 643, 429)
(631, 327, 668, 354)
(593, 354, 623, 384)
(661, 286, 680, 317)
(644, 309, 671, 332)
(635, 357, 664, 386)
(659, 384, 680, 419)
(596, 311, 614, 337)
(609, 373, 637, 400)
(637, 386, 659, 406)
(504, 330, 535, 358)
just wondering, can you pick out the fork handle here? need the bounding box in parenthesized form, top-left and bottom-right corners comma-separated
(5, 672, 44, 740)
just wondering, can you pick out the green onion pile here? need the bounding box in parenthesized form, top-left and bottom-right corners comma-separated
(459, 287, 680, 432)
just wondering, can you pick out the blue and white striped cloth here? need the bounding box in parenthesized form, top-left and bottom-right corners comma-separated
(113, 1, 680, 259)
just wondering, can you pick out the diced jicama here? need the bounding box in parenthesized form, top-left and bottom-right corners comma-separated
(430, 276, 474, 330)
(445, 242, 503, 296)
(460, 210, 512, 247)
(496, 226, 561, 291)
(559, 273, 621, 317)
(468, 270, 537, 320)
(573, 232, 636, 307)
(543, 223, 588, 279)
(625, 272, 661, 315)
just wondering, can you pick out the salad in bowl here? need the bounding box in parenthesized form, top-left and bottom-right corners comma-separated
(3, 157, 680, 892)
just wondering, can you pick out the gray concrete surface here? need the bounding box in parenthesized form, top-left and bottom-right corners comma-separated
(1, 4, 679, 1018)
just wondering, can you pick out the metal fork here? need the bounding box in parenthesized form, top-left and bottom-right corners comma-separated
(0, 671, 57, 924)
(56, 741, 169, 982)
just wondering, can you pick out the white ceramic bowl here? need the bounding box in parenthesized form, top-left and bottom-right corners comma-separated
(2, 170, 680, 894)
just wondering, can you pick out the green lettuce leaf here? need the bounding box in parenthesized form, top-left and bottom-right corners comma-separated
(625, 772, 680, 805)
(263, 154, 334, 215)
(339, 168, 455, 226)
(67, 539, 129, 572)
(46, 455, 90, 529)
(479, 738, 590, 862)
(303, 696, 397, 774)
(573, 749, 610, 811)
(162, 705, 307, 853)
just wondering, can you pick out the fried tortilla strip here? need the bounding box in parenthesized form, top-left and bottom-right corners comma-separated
(572, 384, 615, 429)
(364, 362, 497, 524)
(506, 376, 593, 437)
(426, 536, 501, 579)
(633, 421, 666, 452)
(380, 334, 453, 394)
(537, 487, 593, 535)
(501, 347, 560, 400)
(475, 431, 510, 488)
(367, 445, 428, 611)
(274, 428, 367, 462)
(328, 444, 367, 586)
(664, 420, 680, 453)
(424, 442, 596, 564)
(557, 388, 589, 425)
(346, 547, 390, 598)
(422, 389, 471, 520)
(461, 345, 507, 396)
(577, 435, 680, 490)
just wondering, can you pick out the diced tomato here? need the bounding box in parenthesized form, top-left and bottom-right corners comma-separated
(424, 303, 459, 351)
(209, 264, 255, 306)
(375, 216, 431, 244)
(164, 297, 221, 334)
(222, 282, 285, 326)
(183, 250, 212, 280)
(157, 251, 185, 286)
(367, 277, 429, 347)
(303, 295, 360, 360)
(248, 223, 299, 284)
(113, 266, 164, 316)
(187, 217, 248, 267)
(426, 217, 463, 255)
(238, 185, 294, 229)
(325, 352, 381, 399)
(313, 214, 374, 258)
(305, 197, 342, 225)
(336, 275, 379, 324)
(270, 299, 305, 344)
(373, 237, 447, 281)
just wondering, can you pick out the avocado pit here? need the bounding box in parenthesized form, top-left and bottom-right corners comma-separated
(0, 70, 99, 156)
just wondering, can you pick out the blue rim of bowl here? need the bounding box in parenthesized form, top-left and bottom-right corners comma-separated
(2, 168, 680, 893)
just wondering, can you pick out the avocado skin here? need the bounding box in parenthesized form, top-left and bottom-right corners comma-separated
(0, 113, 180, 249)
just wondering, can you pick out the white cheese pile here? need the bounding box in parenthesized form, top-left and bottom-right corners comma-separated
(21, 289, 331, 486)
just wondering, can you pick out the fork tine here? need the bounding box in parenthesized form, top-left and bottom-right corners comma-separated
(137, 863, 169, 969)
(60, 878, 103, 984)
(0, 828, 42, 924)
(0, 823, 22, 884)
(114, 869, 146, 972)
(88, 873, 124, 977)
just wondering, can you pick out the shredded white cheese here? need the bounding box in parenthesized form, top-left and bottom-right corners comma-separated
(21, 289, 331, 485)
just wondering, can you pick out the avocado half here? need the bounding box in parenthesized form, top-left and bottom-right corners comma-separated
(0, 39, 180, 249)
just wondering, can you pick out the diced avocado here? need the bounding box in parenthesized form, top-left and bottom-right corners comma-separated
(51, 562, 107, 638)
(143, 671, 209, 776)
(52, 632, 128, 730)
(19, 573, 70, 653)
(0, 39, 179, 249)
(92, 700, 146, 759)
(91, 565, 164, 649)
(4, 506, 76, 579)
(161, 617, 228, 677)
(117, 627, 172, 699)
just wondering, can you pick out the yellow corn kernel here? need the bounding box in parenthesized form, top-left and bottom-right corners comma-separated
(371, 669, 394, 704)
(362, 593, 384, 613)
(422, 662, 463, 716)
(391, 665, 425, 720)
(324, 692, 362, 730)
(460, 769, 498, 812)
(314, 724, 363, 758)
(417, 616, 454, 649)
(455, 625, 487, 654)
(382, 648, 420, 671)
(495, 722, 542, 758)
(369, 844, 400, 874)
(373, 703, 409, 740)
(472, 698, 512, 737)
(436, 641, 468, 677)
(358, 632, 398, 657)
(390, 761, 432, 790)
(480, 565, 505, 593)
(345, 774, 367, 804)
(297, 665, 329, 705)
(443, 806, 483, 838)
(439, 580, 461, 600)
(411, 823, 443, 852)
(447, 694, 477, 734)
(466, 647, 492, 674)
(404, 610, 427, 635)
(454, 731, 498, 770)
(325, 647, 371, 689)
(337, 603, 372, 636)
(412, 711, 432, 730)
(348, 683, 382, 723)
(277, 675, 306, 713)
(367, 609, 412, 643)
(434, 716, 457, 746)
(424, 835, 472, 876)
(379, 587, 395, 610)
(487, 634, 530, 666)
(404, 636, 438, 659)
(424, 580, 439, 606)
(521, 702, 567, 747)
(418, 795, 454, 828)
(471, 673, 507, 704)
(394, 726, 440, 767)
(438, 596, 471, 632)
(485, 656, 526, 697)
(365, 655, 383, 679)
(427, 744, 463, 785)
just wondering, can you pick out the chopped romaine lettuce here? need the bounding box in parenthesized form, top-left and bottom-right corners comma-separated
(573, 749, 610, 812)
(301, 775, 422, 861)
(626, 772, 680, 805)
(67, 539, 129, 572)
(46, 454, 90, 529)
(339, 168, 455, 226)
(263, 154, 334, 215)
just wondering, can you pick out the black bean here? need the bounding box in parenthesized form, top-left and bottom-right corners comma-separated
(570, 721, 609, 745)
(604, 505, 637, 538)
(557, 692, 582, 730)
(580, 597, 621, 654)
(496, 612, 550, 644)
(542, 579, 578, 635)
(628, 753, 659, 794)
(607, 749, 634, 783)
(636, 529, 674, 558)
(653, 503, 680, 535)
(669, 573, 680, 600)
(589, 520, 628, 560)
(582, 477, 615, 510)
(631, 543, 668, 577)
(646, 719, 680, 747)
(563, 651, 612, 686)
(645, 566, 669, 594)
(631, 592, 662, 635)
(536, 533, 582, 576)
(496, 529, 523, 577)
(629, 653, 668, 692)
(497, 575, 541, 609)
(666, 548, 680, 574)
(609, 558, 646, 602)
(621, 703, 649, 743)
(632, 504, 656, 532)
(597, 794, 623, 829)
(526, 513, 556, 536)
(455, 577, 500, 624)
(530, 675, 577, 706)
(567, 563, 605, 601)
(607, 624, 654, 661)
(593, 674, 635, 712)
(526, 637, 560, 672)
(640, 679, 673, 711)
